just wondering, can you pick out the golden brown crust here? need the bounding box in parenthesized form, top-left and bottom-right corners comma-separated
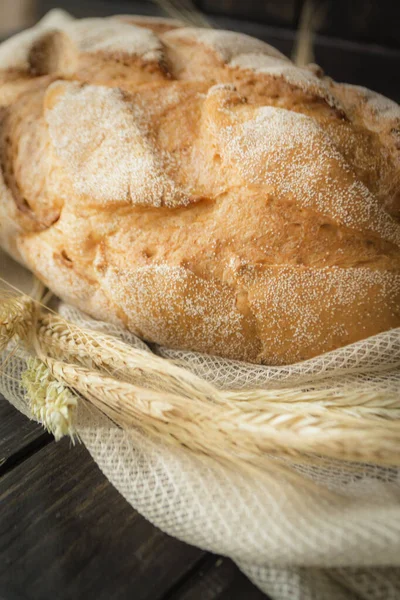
(1, 13, 399, 365)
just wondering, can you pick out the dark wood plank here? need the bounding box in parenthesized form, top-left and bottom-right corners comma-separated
(0, 396, 51, 474)
(203, 0, 400, 50)
(165, 555, 266, 600)
(36, 0, 166, 20)
(201, 0, 297, 28)
(0, 438, 205, 600)
(319, 0, 400, 51)
(0, 403, 267, 600)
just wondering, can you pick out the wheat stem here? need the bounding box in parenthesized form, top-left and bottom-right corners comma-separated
(43, 356, 400, 467)
(21, 357, 78, 441)
(2, 294, 400, 467)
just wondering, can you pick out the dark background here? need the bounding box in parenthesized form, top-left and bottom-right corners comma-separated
(26, 0, 400, 102)
(33, 0, 400, 49)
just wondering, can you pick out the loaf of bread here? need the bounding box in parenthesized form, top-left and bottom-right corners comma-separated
(0, 10, 399, 365)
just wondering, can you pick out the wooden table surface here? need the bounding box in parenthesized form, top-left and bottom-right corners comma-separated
(0, 396, 267, 600)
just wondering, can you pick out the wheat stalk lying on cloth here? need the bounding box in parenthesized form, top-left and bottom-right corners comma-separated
(35, 314, 400, 415)
(0, 295, 35, 353)
(1, 292, 400, 468)
(22, 357, 78, 442)
(44, 357, 400, 467)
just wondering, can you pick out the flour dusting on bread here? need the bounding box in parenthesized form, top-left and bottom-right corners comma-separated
(163, 27, 288, 63)
(46, 82, 190, 207)
(248, 267, 400, 363)
(218, 104, 400, 246)
(0, 12, 399, 365)
(62, 18, 163, 62)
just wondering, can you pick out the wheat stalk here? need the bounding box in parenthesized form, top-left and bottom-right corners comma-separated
(155, 0, 211, 28)
(3, 293, 400, 467)
(0, 295, 35, 353)
(34, 313, 400, 419)
(40, 355, 400, 467)
(21, 357, 78, 442)
(292, 0, 326, 67)
(35, 312, 218, 400)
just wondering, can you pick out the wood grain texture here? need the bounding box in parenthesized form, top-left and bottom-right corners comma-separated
(0, 438, 206, 600)
(319, 0, 400, 50)
(37, 0, 166, 20)
(166, 555, 266, 599)
(0, 396, 50, 475)
(0, 402, 267, 599)
(200, 0, 296, 27)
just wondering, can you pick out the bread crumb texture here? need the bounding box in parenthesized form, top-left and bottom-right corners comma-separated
(1, 11, 399, 364)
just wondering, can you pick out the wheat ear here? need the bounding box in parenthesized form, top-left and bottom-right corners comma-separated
(40, 355, 400, 467)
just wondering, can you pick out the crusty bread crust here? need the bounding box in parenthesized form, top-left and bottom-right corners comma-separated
(0, 11, 399, 364)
